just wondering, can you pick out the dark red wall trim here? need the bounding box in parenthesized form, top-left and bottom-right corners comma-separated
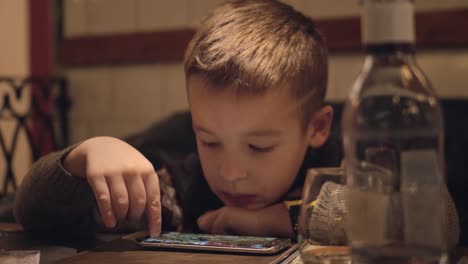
(62, 29, 194, 66)
(29, 0, 53, 76)
(61, 9, 468, 67)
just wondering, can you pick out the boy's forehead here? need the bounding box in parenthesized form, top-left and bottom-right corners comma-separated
(187, 75, 304, 126)
(186, 74, 294, 101)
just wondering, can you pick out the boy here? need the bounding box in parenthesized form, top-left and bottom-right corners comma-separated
(13, 0, 459, 247)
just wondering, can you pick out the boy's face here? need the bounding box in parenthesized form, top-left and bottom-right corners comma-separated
(187, 75, 332, 209)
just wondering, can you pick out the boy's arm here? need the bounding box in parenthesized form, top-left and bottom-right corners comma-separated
(197, 203, 293, 238)
(14, 144, 99, 240)
(14, 140, 184, 241)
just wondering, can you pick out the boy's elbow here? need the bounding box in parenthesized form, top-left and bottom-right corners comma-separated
(14, 171, 40, 233)
(14, 194, 97, 242)
(13, 169, 98, 242)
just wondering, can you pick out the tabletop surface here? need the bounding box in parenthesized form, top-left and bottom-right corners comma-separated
(0, 222, 466, 264)
(0, 222, 298, 263)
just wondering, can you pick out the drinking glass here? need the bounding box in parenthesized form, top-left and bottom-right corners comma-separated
(298, 167, 351, 264)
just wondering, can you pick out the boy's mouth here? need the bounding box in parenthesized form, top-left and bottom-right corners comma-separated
(221, 192, 256, 207)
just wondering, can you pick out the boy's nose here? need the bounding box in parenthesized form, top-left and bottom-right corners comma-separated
(219, 160, 248, 183)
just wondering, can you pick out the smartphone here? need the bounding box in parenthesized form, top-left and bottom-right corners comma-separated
(132, 231, 292, 254)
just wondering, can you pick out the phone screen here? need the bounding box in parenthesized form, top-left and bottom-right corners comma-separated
(139, 232, 285, 250)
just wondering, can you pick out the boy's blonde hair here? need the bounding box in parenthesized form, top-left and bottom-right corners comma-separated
(184, 0, 328, 124)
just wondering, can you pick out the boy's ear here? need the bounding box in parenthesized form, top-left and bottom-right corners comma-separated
(307, 105, 333, 148)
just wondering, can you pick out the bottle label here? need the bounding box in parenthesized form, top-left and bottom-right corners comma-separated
(362, 1, 415, 45)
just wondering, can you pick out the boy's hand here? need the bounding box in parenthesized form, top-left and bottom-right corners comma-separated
(64, 136, 161, 237)
(197, 203, 293, 237)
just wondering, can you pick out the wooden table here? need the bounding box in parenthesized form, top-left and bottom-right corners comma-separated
(0, 223, 296, 263)
(56, 243, 298, 264)
(0, 222, 466, 264)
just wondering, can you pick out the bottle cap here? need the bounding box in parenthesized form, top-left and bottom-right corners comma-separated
(361, 0, 415, 45)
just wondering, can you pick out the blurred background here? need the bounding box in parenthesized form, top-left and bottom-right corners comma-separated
(1, 0, 468, 192)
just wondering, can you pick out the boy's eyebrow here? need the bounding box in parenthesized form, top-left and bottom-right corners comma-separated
(245, 130, 282, 137)
(193, 125, 281, 137)
(193, 125, 215, 135)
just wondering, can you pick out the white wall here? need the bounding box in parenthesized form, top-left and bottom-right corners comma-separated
(64, 0, 468, 36)
(0, 0, 31, 190)
(0, 0, 29, 76)
(62, 0, 468, 143)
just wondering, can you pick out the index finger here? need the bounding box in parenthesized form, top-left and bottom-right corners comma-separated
(143, 171, 161, 237)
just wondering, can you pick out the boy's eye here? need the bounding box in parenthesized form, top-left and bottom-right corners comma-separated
(248, 144, 275, 153)
(200, 140, 221, 148)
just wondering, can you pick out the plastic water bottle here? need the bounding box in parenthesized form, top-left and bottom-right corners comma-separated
(342, 0, 448, 263)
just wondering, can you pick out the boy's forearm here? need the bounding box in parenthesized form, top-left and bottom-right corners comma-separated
(260, 203, 294, 238)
